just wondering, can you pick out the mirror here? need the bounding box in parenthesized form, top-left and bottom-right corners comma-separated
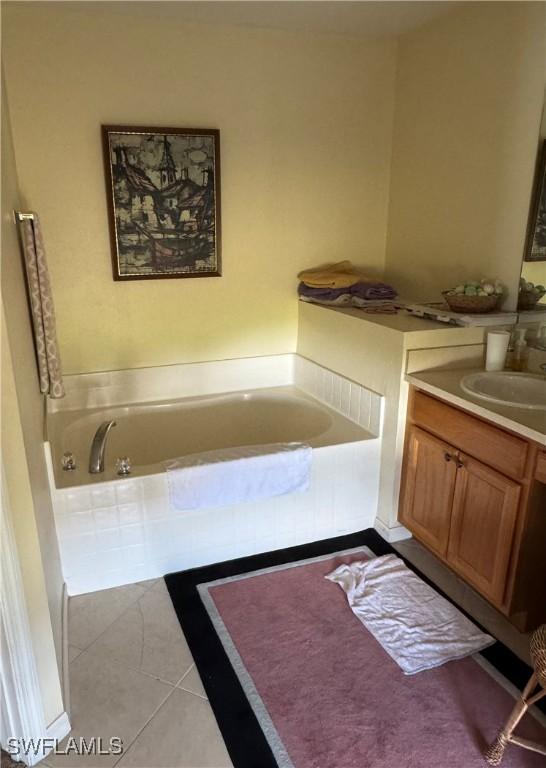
(519, 93, 546, 315)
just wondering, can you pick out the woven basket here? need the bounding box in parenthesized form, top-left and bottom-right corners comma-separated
(517, 290, 546, 311)
(530, 624, 546, 687)
(442, 291, 501, 314)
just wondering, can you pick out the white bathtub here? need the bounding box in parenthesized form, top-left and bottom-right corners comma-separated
(46, 383, 381, 594)
(48, 386, 368, 488)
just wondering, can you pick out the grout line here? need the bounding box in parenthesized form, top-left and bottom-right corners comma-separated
(176, 664, 208, 699)
(178, 683, 208, 701)
(76, 587, 195, 687)
(83, 640, 194, 689)
(111, 682, 179, 767)
(176, 663, 195, 686)
(71, 584, 150, 654)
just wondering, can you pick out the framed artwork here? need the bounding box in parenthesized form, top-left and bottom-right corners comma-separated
(524, 140, 546, 262)
(102, 125, 221, 280)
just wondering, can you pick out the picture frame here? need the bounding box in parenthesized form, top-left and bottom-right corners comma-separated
(524, 139, 546, 262)
(102, 125, 221, 280)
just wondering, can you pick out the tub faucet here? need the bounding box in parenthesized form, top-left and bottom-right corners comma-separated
(89, 420, 116, 474)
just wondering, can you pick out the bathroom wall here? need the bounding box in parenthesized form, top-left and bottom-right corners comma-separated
(2, 2, 397, 374)
(385, 1, 546, 308)
(2, 310, 65, 728)
(297, 302, 485, 532)
(1, 77, 65, 701)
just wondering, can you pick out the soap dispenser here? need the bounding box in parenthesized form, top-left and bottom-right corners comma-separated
(511, 327, 528, 372)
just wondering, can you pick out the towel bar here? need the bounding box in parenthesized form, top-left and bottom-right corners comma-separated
(15, 211, 34, 221)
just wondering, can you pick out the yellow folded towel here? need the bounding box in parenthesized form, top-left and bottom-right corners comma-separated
(298, 261, 362, 289)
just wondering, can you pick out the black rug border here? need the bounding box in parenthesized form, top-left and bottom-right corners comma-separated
(164, 529, 540, 768)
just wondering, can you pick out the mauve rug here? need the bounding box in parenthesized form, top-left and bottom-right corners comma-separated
(165, 530, 545, 768)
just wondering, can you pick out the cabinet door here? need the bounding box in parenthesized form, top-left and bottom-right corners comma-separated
(400, 426, 457, 557)
(447, 455, 521, 607)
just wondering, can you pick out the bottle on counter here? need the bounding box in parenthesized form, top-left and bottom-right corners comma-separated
(535, 321, 546, 351)
(511, 327, 528, 372)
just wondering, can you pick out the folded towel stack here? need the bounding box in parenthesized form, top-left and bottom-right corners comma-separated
(297, 260, 362, 289)
(297, 261, 397, 308)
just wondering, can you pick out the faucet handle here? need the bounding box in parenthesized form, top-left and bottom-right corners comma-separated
(116, 456, 132, 476)
(62, 451, 77, 471)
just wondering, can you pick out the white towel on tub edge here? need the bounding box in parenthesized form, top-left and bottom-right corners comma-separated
(164, 442, 312, 511)
(326, 554, 494, 675)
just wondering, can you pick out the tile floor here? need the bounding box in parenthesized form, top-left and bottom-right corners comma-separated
(42, 536, 533, 767)
(392, 537, 533, 664)
(42, 579, 232, 768)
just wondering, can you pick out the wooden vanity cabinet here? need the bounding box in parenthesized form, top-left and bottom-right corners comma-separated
(401, 427, 456, 557)
(447, 455, 520, 605)
(399, 388, 546, 631)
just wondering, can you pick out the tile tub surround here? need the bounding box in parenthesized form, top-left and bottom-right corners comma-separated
(48, 354, 296, 413)
(294, 355, 383, 436)
(47, 353, 383, 435)
(49, 439, 380, 595)
(46, 357, 383, 595)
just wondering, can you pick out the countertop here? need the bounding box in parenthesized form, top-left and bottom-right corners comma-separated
(302, 303, 488, 347)
(406, 368, 546, 446)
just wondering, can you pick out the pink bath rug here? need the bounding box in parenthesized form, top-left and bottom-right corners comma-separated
(198, 547, 545, 768)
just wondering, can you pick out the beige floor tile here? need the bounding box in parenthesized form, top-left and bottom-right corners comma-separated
(86, 589, 193, 685)
(136, 578, 161, 591)
(116, 689, 232, 768)
(178, 664, 207, 699)
(151, 578, 168, 594)
(393, 538, 466, 605)
(460, 584, 532, 664)
(69, 646, 84, 663)
(393, 537, 532, 662)
(48, 651, 173, 767)
(69, 584, 147, 650)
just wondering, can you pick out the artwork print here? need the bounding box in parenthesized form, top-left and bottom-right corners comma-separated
(524, 140, 546, 262)
(102, 126, 221, 279)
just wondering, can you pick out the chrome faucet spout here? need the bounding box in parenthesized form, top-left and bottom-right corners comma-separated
(89, 420, 116, 474)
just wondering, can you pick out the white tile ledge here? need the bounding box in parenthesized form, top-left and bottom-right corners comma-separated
(50, 354, 296, 413)
(50, 353, 384, 438)
(295, 355, 383, 437)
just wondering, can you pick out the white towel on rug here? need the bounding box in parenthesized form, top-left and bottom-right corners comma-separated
(326, 554, 494, 675)
(165, 443, 312, 511)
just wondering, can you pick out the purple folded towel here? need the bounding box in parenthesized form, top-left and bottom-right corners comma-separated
(351, 282, 397, 300)
(298, 281, 397, 301)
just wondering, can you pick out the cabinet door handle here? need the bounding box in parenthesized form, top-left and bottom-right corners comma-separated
(444, 452, 452, 462)
(454, 457, 464, 469)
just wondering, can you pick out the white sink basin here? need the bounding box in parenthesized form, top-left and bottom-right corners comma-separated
(461, 372, 546, 411)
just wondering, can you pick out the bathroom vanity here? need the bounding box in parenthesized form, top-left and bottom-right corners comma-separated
(399, 374, 546, 631)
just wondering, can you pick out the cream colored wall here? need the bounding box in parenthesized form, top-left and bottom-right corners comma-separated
(2, 2, 396, 374)
(1, 75, 65, 684)
(297, 302, 487, 530)
(385, 1, 546, 309)
(1, 308, 65, 727)
(297, 302, 405, 528)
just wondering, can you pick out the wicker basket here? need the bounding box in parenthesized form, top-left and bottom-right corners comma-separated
(442, 291, 501, 314)
(517, 290, 546, 311)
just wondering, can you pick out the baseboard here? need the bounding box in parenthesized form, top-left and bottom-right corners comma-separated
(45, 711, 71, 743)
(374, 518, 411, 543)
(61, 583, 70, 718)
